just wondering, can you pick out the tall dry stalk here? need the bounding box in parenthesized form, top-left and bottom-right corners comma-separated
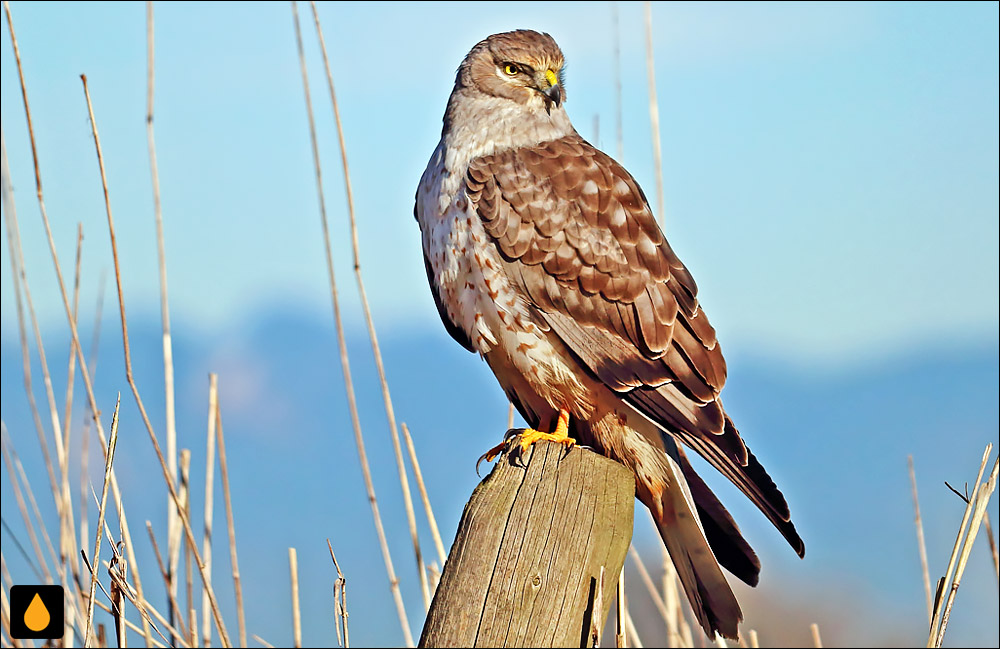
(215, 397, 247, 648)
(144, 1, 182, 625)
(927, 445, 998, 647)
(307, 0, 429, 613)
(84, 395, 120, 648)
(290, 2, 412, 645)
(644, 0, 666, 227)
(289, 548, 302, 648)
(5, 7, 157, 644)
(908, 455, 932, 622)
(80, 72, 231, 647)
(613, 1, 624, 163)
(201, 374, 219, 647)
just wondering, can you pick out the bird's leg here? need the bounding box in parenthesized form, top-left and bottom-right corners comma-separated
(517, 408, 574, 453)
(477, 408, 575, 469)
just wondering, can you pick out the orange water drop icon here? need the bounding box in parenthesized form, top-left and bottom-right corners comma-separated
(24, 593, 50, 632)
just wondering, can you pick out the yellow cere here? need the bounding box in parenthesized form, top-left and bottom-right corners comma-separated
(544, 69, 558, 87)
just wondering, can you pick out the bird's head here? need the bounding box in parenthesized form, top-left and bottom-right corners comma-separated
(457, 30, 566, 113)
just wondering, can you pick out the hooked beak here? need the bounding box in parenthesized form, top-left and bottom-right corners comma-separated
(537, 68, 562, 110)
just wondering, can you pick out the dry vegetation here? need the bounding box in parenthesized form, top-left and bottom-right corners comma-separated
(1, 2, 997, 648)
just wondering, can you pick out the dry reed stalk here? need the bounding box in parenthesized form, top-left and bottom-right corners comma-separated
(908, 455, 932, 622)
(928, 446, 998, 647)
(984, 511, 999, 582)
(644, 0, 665, 226)
(7, 430, 85, 633)
(84, 395, 120, 648)
(401, 423, 447, 566)
(145, 521, 190, 643)
(4, 9, 156, 644)
(289, 548, 301, 648)
(91, 595, 179, 649)
(252, 634, 276, 648)
(214, 400, 247, 648)
(809, 622, 822, 648)
(616, 567, 626, 648)
(79, 72, 231, 647)
(747, 629, 759, 648)
(628, 545, 674, 640)
(589, 565, 606, 648)
(290, 3, 412, 644)
(327, 539, 349, 649)
(0, 124, 63, 543)
(62, 223, 83, 467)
(145, 2, 182, 625)
(58, 224, 85, 610)
(307, 0, 429, 614)
(427, 561, 441, 596)
(201, 374, 219, 648)
(178, 450, 194, 648)
(80, 277, 107, 576)
(622, 599, 643, 648)
(612, 2, 624, 163)
(0, 432, 52, 582)
(4, 430, 90, 641)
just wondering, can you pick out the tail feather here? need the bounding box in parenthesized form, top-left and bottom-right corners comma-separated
(637, 453, 742, 640)
(676, 445, 761, 587)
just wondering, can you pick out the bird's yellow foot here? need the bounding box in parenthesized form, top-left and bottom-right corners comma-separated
(476, 409, 575, 474)
(518, 409, 575, 453)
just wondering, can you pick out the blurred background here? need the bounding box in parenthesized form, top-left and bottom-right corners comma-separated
(1, 1, 997, 646)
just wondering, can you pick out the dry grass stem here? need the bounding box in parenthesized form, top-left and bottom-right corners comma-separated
(643, 0, 665, 226)
(215, 400, 247, 648)
(747, 629, 759, 648)
(0, 124, 63, 546)
(1, 431, 52, 583)
(289, 548, 301, 648)
(145, 2, 182, 625)
(5, 8, 157, 644)
(327, 539, 349, 649)
(589, 565, 605, 648)
(145, 521, 190, 642)
(612, 2, 623, 163)
(308, 0, 428, 615)
(252, 635, 276, 649)
(80, 72, 231, 647)
(983, 511, 999, 582)
(290, 3, 412, 644)
(927, 444, 997, 647)
(622, 601, 643, 648)
(809, 622, 822, 648)
(401, 423, 447, 566)
(201, 374, 219, 647)
(627, 545, 673, 639)
(84, 395, 120, 648)
(178, 450, 194, 648)
(616, 567, 626, 648)
(908, 455, 932, 622)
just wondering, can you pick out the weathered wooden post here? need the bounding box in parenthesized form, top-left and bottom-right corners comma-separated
(419, 439, 635, 648)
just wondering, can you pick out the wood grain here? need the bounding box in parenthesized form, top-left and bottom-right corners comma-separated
(420, 439, 634, 648)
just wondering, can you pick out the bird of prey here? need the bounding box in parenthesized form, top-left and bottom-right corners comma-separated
(415, 29, 803, 640)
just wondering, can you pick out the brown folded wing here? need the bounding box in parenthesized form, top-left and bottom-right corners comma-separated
(465, 133, 804, 557)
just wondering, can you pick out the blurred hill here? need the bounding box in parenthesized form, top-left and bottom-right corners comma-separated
(1, 309, 997, 646)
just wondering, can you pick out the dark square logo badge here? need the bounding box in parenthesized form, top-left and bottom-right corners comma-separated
(10, 585, 64, 639)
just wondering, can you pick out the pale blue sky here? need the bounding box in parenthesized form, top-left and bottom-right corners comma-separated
(2, 1, 998, 368)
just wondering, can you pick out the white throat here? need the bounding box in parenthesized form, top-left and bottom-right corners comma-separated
(441, 89, 576, 176)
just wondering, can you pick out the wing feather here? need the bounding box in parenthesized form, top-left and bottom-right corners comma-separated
(466, 133, 804, 557)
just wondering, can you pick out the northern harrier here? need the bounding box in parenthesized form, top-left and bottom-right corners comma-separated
(415, 29, 803, 640)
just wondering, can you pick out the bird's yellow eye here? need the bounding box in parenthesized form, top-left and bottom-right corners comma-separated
(503, 63, 518, 76)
